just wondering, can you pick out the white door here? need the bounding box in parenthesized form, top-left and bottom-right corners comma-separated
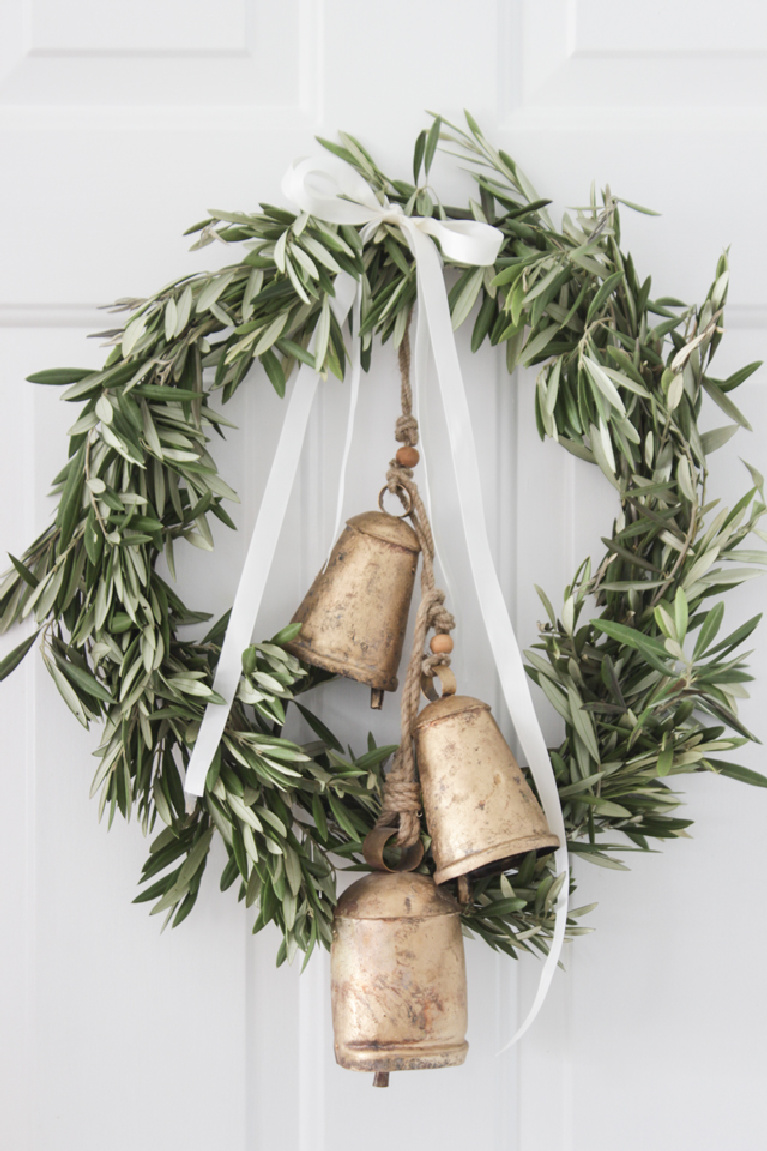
(2, 3, 766, 1149)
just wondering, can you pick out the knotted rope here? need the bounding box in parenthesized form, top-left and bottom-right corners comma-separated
(376, 330, 455, 848)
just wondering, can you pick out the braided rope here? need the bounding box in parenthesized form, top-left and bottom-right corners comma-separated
(375, 329, 455, 848)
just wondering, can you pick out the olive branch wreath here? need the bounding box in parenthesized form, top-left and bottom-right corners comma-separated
(1, 114, 764, 969)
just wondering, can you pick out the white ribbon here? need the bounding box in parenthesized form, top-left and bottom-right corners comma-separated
(326, 289, 361, 564)
(186, 153, 569, 1046)
(184, 273, 358, 798)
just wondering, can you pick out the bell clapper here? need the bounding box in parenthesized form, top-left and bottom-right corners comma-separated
(457, 875, 471, 905)
(372, 1071, 390, 1088)
(370, 688, 385, 710)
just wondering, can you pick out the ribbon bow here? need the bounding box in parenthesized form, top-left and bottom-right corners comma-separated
(282, 154, 504, 266)
(184, 152, 568, 1049)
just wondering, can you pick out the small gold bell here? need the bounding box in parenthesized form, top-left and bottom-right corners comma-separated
(331, 870, 469, 1081)
(284, 510, 420, 708)
(413, 694, 559, 884)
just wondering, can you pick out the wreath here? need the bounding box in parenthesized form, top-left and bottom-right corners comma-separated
(1, 114, 764, 970)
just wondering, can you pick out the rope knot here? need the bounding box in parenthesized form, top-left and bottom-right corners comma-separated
(432, 606, 456, 633)
(380, 779, 420, 815)
(395, 414, 419, 446)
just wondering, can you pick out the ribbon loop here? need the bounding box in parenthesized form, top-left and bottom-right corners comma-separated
(282, 156, 504, 271)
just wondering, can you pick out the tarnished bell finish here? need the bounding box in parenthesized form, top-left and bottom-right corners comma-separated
(413, 695, 559, 884)
(284, 511, 420, 708)
(331, 872, 469, 1075)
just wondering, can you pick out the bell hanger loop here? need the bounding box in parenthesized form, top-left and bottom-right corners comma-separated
(421, 664, 457, 702)
(378, 483, 413, 519)
(362, 826, 424, 872)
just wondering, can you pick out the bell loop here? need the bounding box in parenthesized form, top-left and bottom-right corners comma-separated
(378, 483, 413, 518)
(420, 664, 457, 701)
(362, 826, 424, 873)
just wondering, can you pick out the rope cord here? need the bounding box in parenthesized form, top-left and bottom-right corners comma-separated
(376, 329, 455, 848)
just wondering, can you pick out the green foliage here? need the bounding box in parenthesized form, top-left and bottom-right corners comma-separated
(1, 113, 764, 964)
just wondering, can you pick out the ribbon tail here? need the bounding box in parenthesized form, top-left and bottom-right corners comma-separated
(326, 289, 362, 565)
(184, 362, 320, 798)
(410, 296, 454, 604)
(409, 227, 570, 1048)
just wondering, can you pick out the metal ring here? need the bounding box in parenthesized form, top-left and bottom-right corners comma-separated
(363, 826, 424, 872)
(378, 484, 413, 518)
(420, 665, 458, 701)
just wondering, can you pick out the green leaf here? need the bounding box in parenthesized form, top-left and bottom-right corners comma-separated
(8, 554, 40, 589)
(702, 377, 752, 431)
(583, 356, 626, 416)
(701, 425, 739, 455)
(673, 588, 688, 643)
(0, 631, 39, 682)
(62, 359, 139, 401)
(592, 620, 672, 672)
(260, 349, 286, 397)
(719, 360, 762, 393)
(706, 613, 762, 659)
(656, 745, 674, 777)
(567, 686, 600, 760)
(56, 446, 86, 550)
(43, 651, 89, 726)
(413, 129, 426, 183)
(471, 292, 496, 353)
(294, 702, 343, 751)
(586, 271, 624, 323)
(424, 116, 441, 174)
(693, 601, 724, 659)
(58, 659, 113, 704)
(26, 367, 93, 386)
(707, 760, 767, 787)
(614, 197, 660, 216)
(520, 324, 559, 365)
(271, 622, 302, 644)
(450, 267, 484, 331)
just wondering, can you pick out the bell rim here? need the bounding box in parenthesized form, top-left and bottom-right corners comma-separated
(433, 833, 560, 885)
(334, 1040, 469, 1072)
(282, 641, 398, 691)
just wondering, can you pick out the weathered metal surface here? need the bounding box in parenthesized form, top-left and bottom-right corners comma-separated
(331, 872, 469, 1074)
(285, 511, 420, 701)
(413, 694, 559, 884)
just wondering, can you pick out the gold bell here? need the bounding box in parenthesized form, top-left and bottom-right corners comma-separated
(331, 870, 468, 1082)
(284, 509, 420, 708)
(413, 694, 559, 884)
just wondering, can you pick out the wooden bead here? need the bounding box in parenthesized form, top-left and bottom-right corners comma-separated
(395, 446, 420, 468)
(430, 634, 454, 655)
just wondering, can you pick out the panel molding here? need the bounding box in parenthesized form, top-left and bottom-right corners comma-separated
(499, 0, 767, 129)
(0, 0, 322, 126)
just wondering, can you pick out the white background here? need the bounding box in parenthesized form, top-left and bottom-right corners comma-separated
(1, 2, 766, 1149)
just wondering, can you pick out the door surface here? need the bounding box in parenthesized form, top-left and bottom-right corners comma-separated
(1, 3, 766, 1149)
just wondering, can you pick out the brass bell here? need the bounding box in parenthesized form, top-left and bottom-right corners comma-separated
(284, 510, 420, 708)
(331, 870, 468, 1082)
(413, 694, 559, 884)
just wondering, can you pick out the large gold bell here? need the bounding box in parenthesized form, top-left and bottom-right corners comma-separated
(413, 694, 559, 884)
(331, 871, 468, 1080)
(284, 510, 420, 708)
